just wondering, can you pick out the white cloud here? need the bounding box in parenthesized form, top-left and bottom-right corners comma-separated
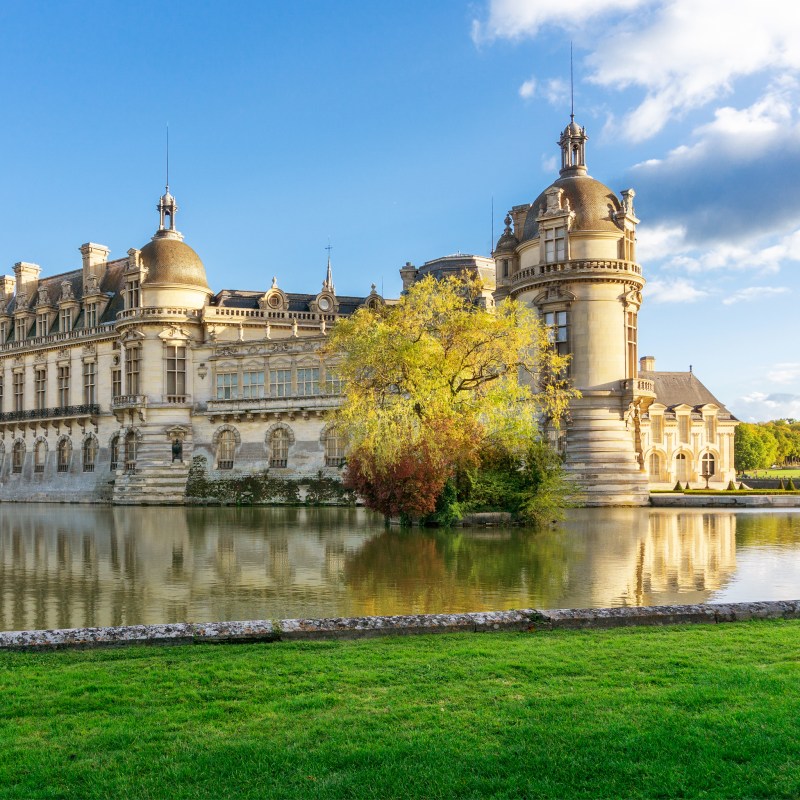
(644, 278, 707, 304)
(735, 391, 800, 422)
(767, 363, 800, 384)
(635, 223, 687, 263)
(471, 0, 647, 44)
(587, 1, 800, 141)
(722, 286, 790, 305)
(518, 77, 536, 99)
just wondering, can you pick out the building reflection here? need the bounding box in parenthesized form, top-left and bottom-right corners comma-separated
(0, 505, 789, 632)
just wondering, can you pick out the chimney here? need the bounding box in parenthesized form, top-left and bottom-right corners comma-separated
(13, 262, 41, 301)
(0, 276, 16, 304)
(399, 261, 417, 293)
(639, 355, 655, 373)
(80, 243, 110, 290)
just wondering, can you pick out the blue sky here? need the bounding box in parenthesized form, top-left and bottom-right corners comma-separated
(0, 0, 797, 421)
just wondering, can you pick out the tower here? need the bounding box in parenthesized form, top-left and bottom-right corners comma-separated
(494, 118, 652, 505)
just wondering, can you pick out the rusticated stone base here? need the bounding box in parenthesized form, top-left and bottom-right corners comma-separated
(1, 601, 798, 650)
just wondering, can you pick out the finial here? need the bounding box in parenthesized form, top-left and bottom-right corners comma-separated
(323, 243, 334, 292)
(271, 276, 277, 288)
(504, 213, 512, 233)
(370, 283, 376, 292)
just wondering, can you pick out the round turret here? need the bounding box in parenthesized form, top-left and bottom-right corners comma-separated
(139, 237, 209, 290)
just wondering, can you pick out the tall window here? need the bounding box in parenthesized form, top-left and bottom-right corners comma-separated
(110, 434, 121, 471)
(242, 370, 264, 399)
(678, 415, 690, 444)
(651, 415, 663, 445)
(269, 368, 291, 398)
(705, 416, 716, 444)
(217, 430, 236, 470)
(0, 320, 8, 342)
(124, 431, 137, 472)
(83, 361, 96, 405)
(324, 428, 345, 467)
(35, 367, 46, 411)
(544, 225, 566, 262)
(621, 229, 635, 261)
(543, 311, 569, 357)
(124, 280, 140, 309)
(34, 440, 46, 473)
(85, 303, 97, 328)
(166, 345, 186, 399)
(270, 428, 289, 468)
(0, 373, 4, 411)
(126, 347, 140, 395)
(216, 372, 238, 400)
(57, 438, 71, 473)
(648, 452, 662, 481)
(58, 365, 70, 407)
(13, 371, 23, 412)
(701, 452, 716, 477)
(297, 367, 319, 396)
(12, 440, 24, 473)
(83, 437, 97, 473)
(325, 368, 343, 395)
(15, 317, 27, 341)
(60, 308, 72, 332)
(37, 312, 49, 337)
(626, 312, 637, 378)
(112, 368, 121, 399)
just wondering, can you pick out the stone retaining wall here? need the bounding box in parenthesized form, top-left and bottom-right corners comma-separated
(1, 600, 798, 650)
(650, 494, 800, 507)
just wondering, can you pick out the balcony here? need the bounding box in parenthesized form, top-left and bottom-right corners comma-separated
(0, 404, 100, 432)
(622, 378, 657, 401)
(116, 307, 202, 323)
(204, 393, 341, 423)
(0, 324, 114, 354)
(111, 394, 147, 423)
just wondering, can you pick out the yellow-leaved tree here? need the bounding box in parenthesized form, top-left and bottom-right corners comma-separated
(324, 273, 578, 523)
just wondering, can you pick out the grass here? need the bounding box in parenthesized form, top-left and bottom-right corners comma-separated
(1, 621, 799, 799)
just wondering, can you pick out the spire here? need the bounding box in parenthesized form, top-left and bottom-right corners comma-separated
(323, 243, 334, 292)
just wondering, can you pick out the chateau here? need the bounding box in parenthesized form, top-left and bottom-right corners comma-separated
(0, 116, 737, 505)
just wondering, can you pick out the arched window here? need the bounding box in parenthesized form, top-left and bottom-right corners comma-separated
(83, 437, 97, 473)
(34, 440, 47, 473)
(217, 429, 236, 470)
(323, 428, 345, 468)
(12, 441, 25, 474)
(124, 431, 137, 472)
(57, 438, 72, 473)
(270, 428, 289, 468)
(110, 434, 120, 471)
(675, 452, 689, 483)
(701, 452, 716, 477)
(648, 452, 662, 482)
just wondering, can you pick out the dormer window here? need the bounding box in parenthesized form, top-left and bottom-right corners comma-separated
(544, 226, 566, 263)
(60, 307, 73, 332)
(15, 318, 27, 341)
(85, 302, 97, 328)
(37, 312, 49, 337)
(124, 280, 140, 310)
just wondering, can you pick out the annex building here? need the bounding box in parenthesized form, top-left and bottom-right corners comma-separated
(0, 116, 737, 505)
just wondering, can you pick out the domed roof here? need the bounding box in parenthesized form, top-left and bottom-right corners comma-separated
(521, 174, 623, 243)
(494, 213, 518, 254)
(139, 235, 209, 290)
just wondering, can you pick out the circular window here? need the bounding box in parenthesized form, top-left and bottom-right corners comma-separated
(318, 296, 331, 312)
(267, 293, 281, 309)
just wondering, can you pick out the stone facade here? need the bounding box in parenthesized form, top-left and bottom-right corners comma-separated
(0, 189, 382, 503)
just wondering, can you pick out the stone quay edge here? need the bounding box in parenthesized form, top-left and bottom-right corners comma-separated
(1, 601, 799, 650)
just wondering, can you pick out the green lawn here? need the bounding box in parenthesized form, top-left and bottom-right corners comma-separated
(2, 621, 799, 799)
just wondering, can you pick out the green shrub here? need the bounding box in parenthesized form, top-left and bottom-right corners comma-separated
(673, 481, 683, 492)
(726, 480, 736, 491)
(788, 478, 797, 491)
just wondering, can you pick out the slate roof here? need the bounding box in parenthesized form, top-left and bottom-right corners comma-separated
(211, 290, 375, 316)
(641, 370, 737, 420)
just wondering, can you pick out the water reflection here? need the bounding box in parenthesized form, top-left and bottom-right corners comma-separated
(0, 505, 798, 631)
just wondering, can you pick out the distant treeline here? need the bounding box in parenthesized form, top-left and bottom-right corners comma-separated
(735, 420, 800, 472)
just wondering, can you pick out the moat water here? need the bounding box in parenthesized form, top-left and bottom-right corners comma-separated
(1, 505, 799, 632)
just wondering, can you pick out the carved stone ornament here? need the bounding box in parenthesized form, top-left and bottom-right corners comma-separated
(84, 274, 100, 295)
(34, 352, 46, 363)
(37, 287, 50, 306)
(61, 281, 74, 301)
(12, 356, 23, 366)
(57, 349, 70, 362)
(158, 326, 190, 342)
(82, 343, 96, 355)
